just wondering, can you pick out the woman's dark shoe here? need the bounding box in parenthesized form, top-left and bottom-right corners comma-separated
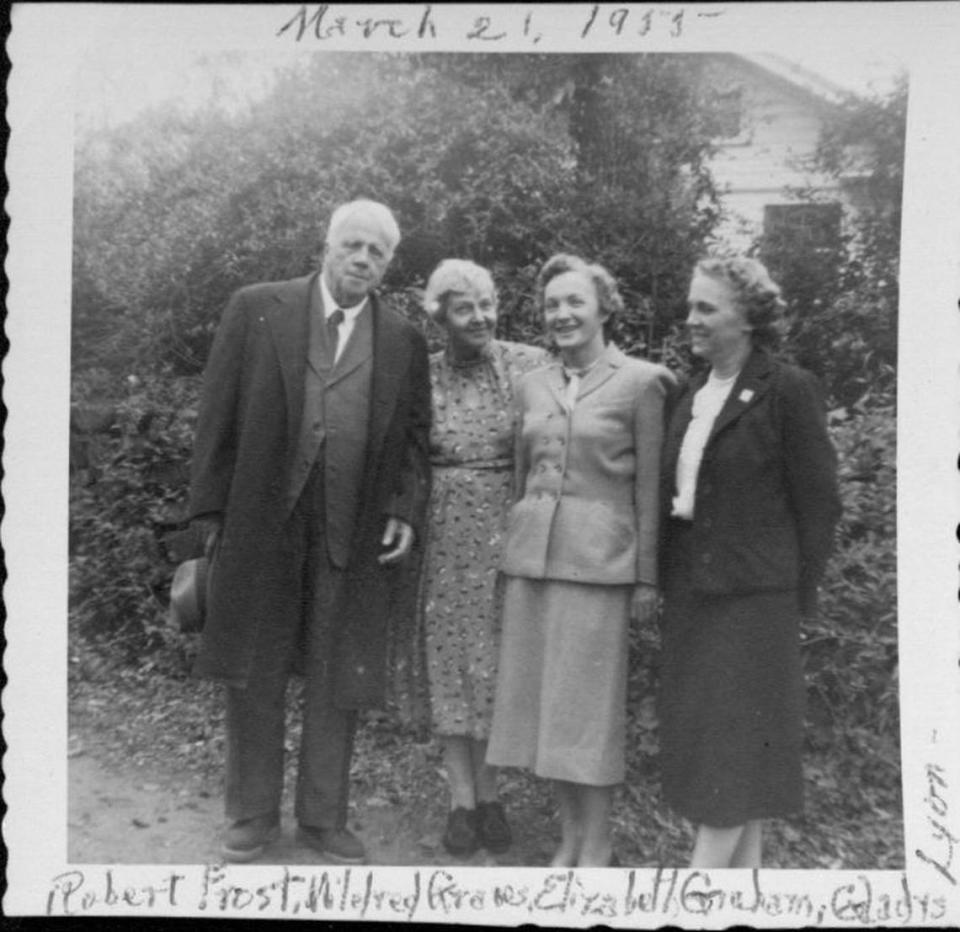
(442, 807, 479, 856)
(476, 800, 512, 853)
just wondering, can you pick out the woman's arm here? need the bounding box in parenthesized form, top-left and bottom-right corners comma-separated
(780, 366, 842, 615)
(383, 327, 432, 540)
(632, 365, 678, 588)
(511, 375, 531, 502)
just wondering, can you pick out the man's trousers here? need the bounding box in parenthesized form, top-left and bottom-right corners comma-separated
(224, 461, 357, 830)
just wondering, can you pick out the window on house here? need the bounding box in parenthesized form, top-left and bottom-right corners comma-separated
(705, 87, 743, 140)
(761, 202, 845, 313)
(763, 203, 843, 253)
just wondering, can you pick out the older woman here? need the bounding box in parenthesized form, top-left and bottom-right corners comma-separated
(658, 257, 842, 868)
(419, 259, 548, 858)
(487, 254, 675, 867)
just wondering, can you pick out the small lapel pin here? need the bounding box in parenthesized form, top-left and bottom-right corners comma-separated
(739, 388, 755, 403)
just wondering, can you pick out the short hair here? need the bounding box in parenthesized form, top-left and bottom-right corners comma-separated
(325, 200, 401, 255)
(536, 253, 624, 322)
(422, 259, 496, 321)
(694, 256, 787, 348)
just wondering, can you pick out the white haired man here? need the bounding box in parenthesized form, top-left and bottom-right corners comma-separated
(189, 199, 431, 863)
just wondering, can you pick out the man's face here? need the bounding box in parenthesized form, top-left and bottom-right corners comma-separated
(322, 212, 393, 308)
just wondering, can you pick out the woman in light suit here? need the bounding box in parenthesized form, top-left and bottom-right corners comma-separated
(487, 253, 676, 867)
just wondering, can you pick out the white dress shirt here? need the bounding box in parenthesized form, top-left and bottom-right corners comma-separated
(318, 275, 367, 365)
(671, 369, 738, 519)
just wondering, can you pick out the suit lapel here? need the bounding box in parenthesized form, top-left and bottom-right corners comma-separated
(545, 342, 623, 410)
(576, 343, 623, 402)
(306, 277, 327, 375)
(543, 363, 568, 410)
(705, 348, 774, 446)
(368, 295, 408, 457)
(326, 304, 374, 388)
(265, 274, 313, 455)
(664, 369, 704, 471)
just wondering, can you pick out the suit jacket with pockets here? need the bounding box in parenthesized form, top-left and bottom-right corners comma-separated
(501, 343, 676, 586)
(188, 273, 431, 702)
(660, 347, 841, 615)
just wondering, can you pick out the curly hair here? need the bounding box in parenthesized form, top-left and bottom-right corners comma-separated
(694, 257, 787, 348)
(536, 253, 625, 324)
(422, 259, 496, 321)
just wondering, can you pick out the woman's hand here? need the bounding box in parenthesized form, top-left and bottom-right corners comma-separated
(630, 583, 659, 622)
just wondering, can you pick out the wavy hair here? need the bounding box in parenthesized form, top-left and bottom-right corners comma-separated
(694, 257, 787, 348)
(536, 253, 624, 326)
(422, 259, 496, 322)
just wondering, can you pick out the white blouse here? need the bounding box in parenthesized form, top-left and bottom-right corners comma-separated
(671, 370, 739, 519)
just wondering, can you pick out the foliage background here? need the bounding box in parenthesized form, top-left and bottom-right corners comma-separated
(69, 52, 904, 867)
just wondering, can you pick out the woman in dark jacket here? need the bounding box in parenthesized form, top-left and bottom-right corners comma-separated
(658, 256, 841, 868)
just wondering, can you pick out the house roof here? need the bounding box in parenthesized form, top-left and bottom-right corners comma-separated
(734, 53, 854, 107)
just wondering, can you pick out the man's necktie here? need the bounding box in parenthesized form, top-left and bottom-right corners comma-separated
(326, 309, 344, 366)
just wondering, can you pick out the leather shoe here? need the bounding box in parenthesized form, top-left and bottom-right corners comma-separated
(476, 800, 512, 853)
(221, 813, 281, 863)
(442, 807, 479, 856)
(297, 825, 366, 864)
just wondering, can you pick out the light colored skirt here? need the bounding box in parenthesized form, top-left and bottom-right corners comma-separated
(486, 575, 631, 786)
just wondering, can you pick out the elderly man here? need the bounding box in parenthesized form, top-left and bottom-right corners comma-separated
(189, 200, 431, 864)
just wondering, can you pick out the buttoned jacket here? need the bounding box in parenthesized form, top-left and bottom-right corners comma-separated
(501, 343, 676, 586)
(188, 273, 431, 703)
(660, 347, 841, 614)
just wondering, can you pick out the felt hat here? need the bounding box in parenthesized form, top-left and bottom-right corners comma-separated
(169, 557, 209, 633)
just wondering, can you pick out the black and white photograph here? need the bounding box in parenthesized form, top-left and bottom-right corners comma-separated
(5, 2, 960, 925)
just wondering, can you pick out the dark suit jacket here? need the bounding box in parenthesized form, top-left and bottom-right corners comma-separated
(660, 348, 841, 615)
(188, 274, 431, 704)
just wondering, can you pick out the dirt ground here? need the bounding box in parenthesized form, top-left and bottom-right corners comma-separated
(66, 654, 903, 871)
(67, 712, 542, 868)
(69, 747, 222, 864)
(68, 748, 522, 867)
(69, 750, 448, 866)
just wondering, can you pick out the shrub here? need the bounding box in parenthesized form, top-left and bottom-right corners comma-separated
(72, 53, 720, 379)
(804, 402, 898, 779)
(69, 370, 202, 667)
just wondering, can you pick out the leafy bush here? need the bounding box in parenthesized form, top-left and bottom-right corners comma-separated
(72, 52, 720, 378)
(804, 403, 898, 779)
(69, 370, 202, 667)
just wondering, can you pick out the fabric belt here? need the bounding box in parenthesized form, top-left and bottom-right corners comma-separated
(431, 461, 512, 472)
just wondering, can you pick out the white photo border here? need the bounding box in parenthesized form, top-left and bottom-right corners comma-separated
(5, 2, 960, 925)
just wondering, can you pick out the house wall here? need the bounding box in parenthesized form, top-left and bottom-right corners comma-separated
(704, 56, 850, 249)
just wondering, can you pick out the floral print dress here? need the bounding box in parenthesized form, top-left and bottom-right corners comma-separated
(422, 339, 548, 738)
